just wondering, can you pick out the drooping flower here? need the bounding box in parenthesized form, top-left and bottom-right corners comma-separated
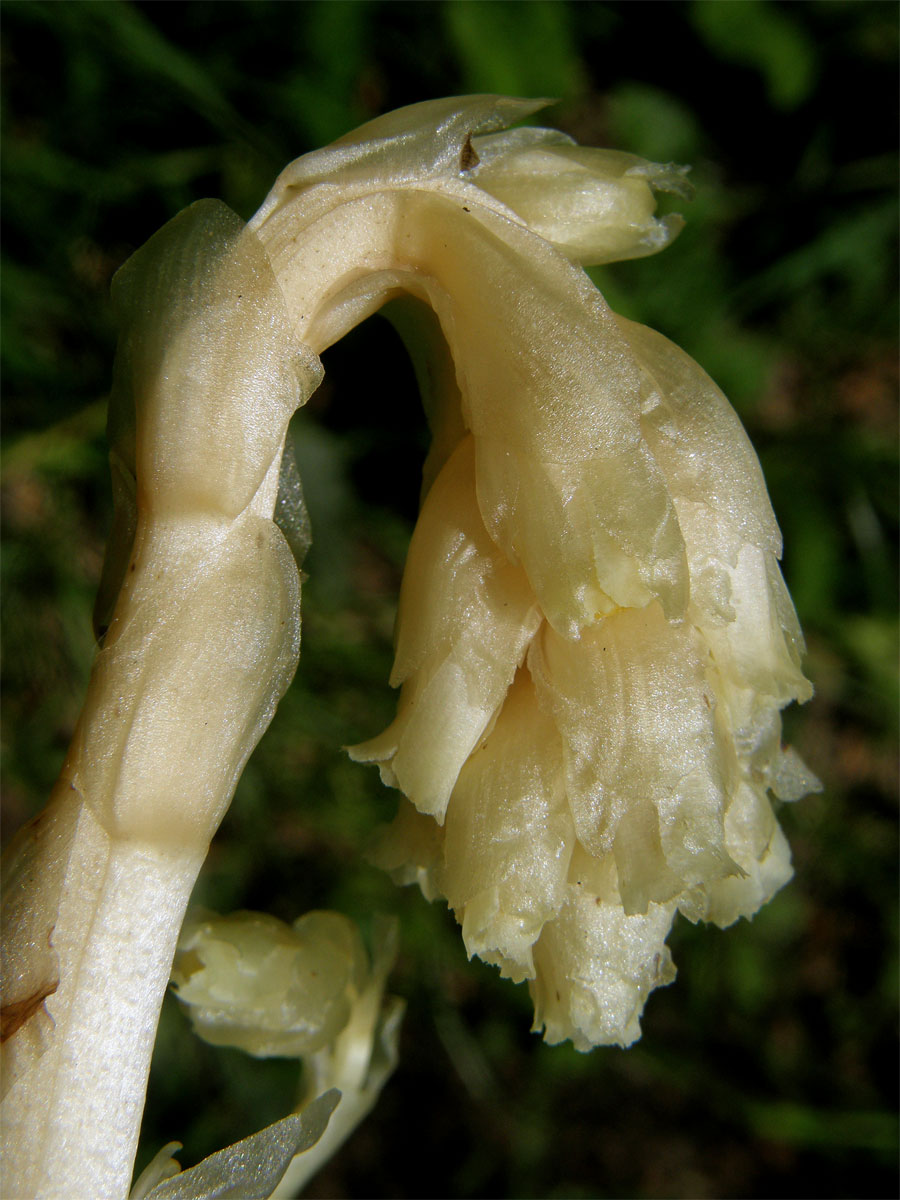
(250, 96, 821, 1051)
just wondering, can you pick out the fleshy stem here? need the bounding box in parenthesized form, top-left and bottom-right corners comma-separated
(2, 790, 204, 1197)
(2, 201, 317, 1199)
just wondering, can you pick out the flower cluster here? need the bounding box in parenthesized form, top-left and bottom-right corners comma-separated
(310, 99, 824, 1050)
(240, 96, 821, 1051)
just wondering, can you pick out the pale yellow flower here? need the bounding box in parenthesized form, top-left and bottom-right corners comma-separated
(171, 909, 403, 1196)
(297, 97, 825, 1051)
(171, 909, 372, 1057)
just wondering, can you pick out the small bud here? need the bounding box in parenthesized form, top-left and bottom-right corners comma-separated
(171, 909, 367, 1058)
(472, 128, 692, 264)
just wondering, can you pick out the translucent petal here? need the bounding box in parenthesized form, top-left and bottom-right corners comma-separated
(349, 437, 540, 818)
(171, 911, 365, 1058)
(473, 143, 691, 265)
(395, 195, 690, 632)
(367, 799, 444, 903)
(698, 781, 795, 928)
(439, 670, 573, 981)
(622, 315, 782, 562)
(529, 606, 738, 899)
(530, 890, 676, 1051)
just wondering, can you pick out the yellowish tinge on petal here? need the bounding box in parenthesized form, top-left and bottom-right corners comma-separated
(392, 192, 690, 634)
(700, 781, 794, 928)
(439, 669, 573, 982)
(367, 799, 444, 903)
(473, 138, 692, 265)
(529, 606, 739, 903)
(622, 315, 782, 563)
(244, 95, 819, 1054)
(530, 889, 677, 1051)
(172, 910, 366, 1058)
(349, 436, 540, 819)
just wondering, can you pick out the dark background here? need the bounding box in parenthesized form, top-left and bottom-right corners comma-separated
(2, 3, 897, 1197)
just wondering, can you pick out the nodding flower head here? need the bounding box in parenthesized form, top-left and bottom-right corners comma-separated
(249, 96, 819, 1052)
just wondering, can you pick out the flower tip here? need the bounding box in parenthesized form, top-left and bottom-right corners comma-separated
(772, 745, 822, 802)
(625, 159, 695, 202)
(471, 140, 694, 265)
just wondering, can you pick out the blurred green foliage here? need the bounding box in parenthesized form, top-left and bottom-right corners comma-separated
(2, 2, 897, 1198)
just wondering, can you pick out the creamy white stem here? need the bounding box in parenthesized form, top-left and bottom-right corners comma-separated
(1, 201, 317, 1199)
(2, 792, 204, 1199)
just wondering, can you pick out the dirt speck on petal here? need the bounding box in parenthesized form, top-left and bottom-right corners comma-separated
(460, 135, 480, 172)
